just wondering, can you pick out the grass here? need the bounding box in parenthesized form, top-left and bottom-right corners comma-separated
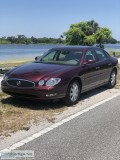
(0, 39, 11, 44)
(0, 94, 67, 138)
(0, 60, 32, 68)
(108, 51, 120, 57)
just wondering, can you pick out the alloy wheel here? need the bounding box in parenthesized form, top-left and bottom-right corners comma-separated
(70, 83, 79, 102)
(110, 71, 116, 86)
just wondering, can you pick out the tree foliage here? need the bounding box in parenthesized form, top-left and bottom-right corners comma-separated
(84, 35, 96, 46)
(64, 28, 85, 45)
(64, 20, 116, 46)
(0, 35, 64, 44)
(95, 28, 111, 44)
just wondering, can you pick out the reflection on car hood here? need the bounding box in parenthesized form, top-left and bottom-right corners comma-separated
(8, 62, 74, 82)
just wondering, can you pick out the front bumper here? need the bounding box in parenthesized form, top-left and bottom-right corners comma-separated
(1, 80, 66, 100)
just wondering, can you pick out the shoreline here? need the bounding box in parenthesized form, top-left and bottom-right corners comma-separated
(0, 60, 32, 68)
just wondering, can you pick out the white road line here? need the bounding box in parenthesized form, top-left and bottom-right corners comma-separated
(0, 93, 120, 154)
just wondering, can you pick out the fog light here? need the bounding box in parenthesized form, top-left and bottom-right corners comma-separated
(46, 93, 57, 97)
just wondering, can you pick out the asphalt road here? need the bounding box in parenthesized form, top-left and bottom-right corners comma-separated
(16, 95, 120, 160)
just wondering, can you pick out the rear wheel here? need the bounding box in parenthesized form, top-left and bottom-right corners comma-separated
(63, 81, 81, 106)
(107, 70, 117, 88)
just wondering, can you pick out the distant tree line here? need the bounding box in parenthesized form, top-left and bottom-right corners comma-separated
(64, 20, 118, 47)
(0, 35, 64, 44)
(0, 20, 118, 45)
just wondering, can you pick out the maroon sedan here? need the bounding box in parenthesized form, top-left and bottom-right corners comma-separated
(1, 46, 118, 105)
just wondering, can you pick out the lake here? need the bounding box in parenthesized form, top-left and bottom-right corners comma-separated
(0, 44, 120, 64)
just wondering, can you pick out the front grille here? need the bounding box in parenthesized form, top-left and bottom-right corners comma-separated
(7, 78, 35, 88)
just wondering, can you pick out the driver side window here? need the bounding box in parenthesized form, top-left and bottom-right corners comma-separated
(41, 51, 56, 61)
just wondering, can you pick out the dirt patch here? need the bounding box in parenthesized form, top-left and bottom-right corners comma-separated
(0, 96, 67, 138)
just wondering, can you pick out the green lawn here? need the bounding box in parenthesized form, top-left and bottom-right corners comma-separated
(0, 39, 11, 44)
(108, 51, 120, 57)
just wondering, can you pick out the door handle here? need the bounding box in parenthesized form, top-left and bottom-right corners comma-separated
(108, 63, 112, 66)
(96, 66, 100, 70)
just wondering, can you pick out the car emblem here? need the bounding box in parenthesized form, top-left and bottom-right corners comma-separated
(16, 81, 21, 86)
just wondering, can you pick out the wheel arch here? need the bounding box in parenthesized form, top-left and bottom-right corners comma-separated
(68, 77, 82, 91)
(112, 66, 117, 75)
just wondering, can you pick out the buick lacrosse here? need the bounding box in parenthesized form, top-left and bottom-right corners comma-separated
(1, 46, 118, 105)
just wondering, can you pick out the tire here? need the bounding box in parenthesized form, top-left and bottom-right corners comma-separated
(107, 70, 117, 89)
(63, 80, 81, 106)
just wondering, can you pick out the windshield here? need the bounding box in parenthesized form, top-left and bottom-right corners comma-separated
(36, 50, 83, 66)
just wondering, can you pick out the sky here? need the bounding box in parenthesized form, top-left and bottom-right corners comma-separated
(0, 0, 120, 40)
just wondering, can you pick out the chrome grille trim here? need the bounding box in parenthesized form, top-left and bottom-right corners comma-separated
(7, 78, 35, 88)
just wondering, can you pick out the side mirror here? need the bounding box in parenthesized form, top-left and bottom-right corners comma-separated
(35, 56, 41, 61)
(35, 54, 44, 61)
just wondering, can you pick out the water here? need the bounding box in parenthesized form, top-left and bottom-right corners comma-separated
(0, 44, 64, 63)
(104, 44, 120, 52)
(0, 44, 120, 64)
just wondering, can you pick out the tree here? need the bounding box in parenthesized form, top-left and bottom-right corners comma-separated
(84, 35, 96, 46)
(17, 35, 27, 44)
(70, 21, 94, 36)
(87, 20, 99, 34)
(103, 37, 117, 44)
(31, 36, 38, 44)
(7, 36, 16, 43)
(95, 28, 111, 46)
(64, 20, 112, 46)
(64, 27, 85, 45)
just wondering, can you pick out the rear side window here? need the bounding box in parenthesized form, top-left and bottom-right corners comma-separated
(94, 49, 108, 62)
(85, 50, 97, 62)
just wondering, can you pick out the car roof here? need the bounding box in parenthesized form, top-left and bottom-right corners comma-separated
(50, 46, 102, 51)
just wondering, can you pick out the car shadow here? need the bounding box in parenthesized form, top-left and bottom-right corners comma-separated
(81, 85, 108, 101)
(1, 86, 108, 110)
(1, 96, 65, 110)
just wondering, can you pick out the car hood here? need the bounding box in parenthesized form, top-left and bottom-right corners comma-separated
(8, 62, 74, 82)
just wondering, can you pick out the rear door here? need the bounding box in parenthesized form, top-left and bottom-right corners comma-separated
(93, 48, 112, 84)
(81, 49, 101, 92)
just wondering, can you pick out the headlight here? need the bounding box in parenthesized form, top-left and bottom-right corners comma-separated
(46, 78, 61, 86)
(38, 80, 45, 86)
(3, 74, 8, 81)
(38, 78, 61, 86)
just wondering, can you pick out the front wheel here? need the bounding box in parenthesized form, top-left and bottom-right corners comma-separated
(63, 81, 81, 106)
(107, 70, 117, 88)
